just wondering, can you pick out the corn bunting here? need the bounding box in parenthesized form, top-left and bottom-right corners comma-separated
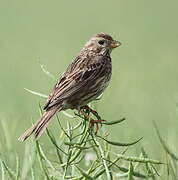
(18, 33, 121, 142)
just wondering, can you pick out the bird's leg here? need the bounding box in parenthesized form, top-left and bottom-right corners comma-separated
(79, 106, 105, 134)
(80, 105, 102, 120)
(79, 108, 96, 132)
(79, 107, 91, 120)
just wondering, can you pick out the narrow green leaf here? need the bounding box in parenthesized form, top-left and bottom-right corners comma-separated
(46, 128, 67, 156)
(75, 165, 95, 180)
(30, 166, 35, 180)
(102, 118, 125, 125)
(24, 88, 48, 98)
(95, 93, 103, 100)
(40, 64, 55, 80)
(97, 136, 143, 147)
(36, 141, 50, 180)
(1, 160, 5, 180)
(15, 155, 20, 180)
(116, 154, 162, 164)
(2, 161, 16, 180)
(1, 120, 12, 150)
(95, 157, 147, 179)
(21, 140, 36, 179)
(128, 162, 134, 180)
(37, 142, 55, 170)
(92, 136, 112, 180)
(141, 147, 156, 179)
(62, 111, 76, 118)
(154, 122, 178, 161)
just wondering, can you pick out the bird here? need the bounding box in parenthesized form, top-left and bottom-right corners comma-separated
(18, 33, 121, 142)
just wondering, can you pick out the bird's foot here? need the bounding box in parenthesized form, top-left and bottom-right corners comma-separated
(79, 106, 106, 134)
(89, 119, 106, 134)
(80, 105, 101, 120)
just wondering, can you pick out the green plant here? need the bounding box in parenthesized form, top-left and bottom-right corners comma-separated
(0, 64, 164, 179)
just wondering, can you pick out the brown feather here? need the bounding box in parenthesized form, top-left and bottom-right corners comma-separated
(18, 106, 62, 142)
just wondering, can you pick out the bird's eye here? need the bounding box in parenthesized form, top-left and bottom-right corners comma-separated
(98, 40, 105, 45)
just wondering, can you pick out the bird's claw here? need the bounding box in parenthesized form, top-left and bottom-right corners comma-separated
(89, 119, 106, 134)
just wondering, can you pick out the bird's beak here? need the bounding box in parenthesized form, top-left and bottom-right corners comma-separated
(110, 40, 121, 48)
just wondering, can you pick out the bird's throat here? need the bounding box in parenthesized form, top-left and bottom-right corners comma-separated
(99, 48, 111, 57)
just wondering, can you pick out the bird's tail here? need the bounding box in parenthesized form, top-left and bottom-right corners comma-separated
(18, 106, 62, 142)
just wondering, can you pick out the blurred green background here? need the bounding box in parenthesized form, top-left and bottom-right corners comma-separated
(0, 0, 178, 159)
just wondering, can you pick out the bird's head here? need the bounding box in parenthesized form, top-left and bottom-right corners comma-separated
(83, 33, 121, 56)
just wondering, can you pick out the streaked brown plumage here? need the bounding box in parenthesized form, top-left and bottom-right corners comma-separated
(18, 33, 121, 142)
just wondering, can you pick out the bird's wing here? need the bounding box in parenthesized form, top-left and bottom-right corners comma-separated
(43, 55, 110, 110)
